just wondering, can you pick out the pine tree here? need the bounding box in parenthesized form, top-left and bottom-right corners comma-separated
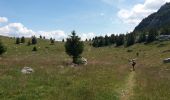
(98, 37, 105, 47)
(16, 37, 20, 44)
(43, 36, 46, 39)
(32, 36, 37, 45)
(39, 35, 42, 39)
(126, 33, 136, 47)
(110, 34, 116, 44)
(32, 46, 37, 51)
(50, 38, 55, 44)
(116, 34, 125, 46)
(105, 35, 110, 46)
(147, 29, 158, 43)
(0, 40, 7, 55)
(62, 39, 65, 42)
(21, 36, 25, 43)
(138, 33, 146, 43)
(65, 30, 84, 64)
(160, 27, 170, 35)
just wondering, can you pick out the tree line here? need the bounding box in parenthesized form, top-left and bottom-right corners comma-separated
(91, 29, 163, 48)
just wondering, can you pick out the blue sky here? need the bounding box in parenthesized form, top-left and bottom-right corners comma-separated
(0, 0, 169, 40)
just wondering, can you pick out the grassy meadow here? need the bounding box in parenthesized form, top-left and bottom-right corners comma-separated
(0, 36, 170, 100)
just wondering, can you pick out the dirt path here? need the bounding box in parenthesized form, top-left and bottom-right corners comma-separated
(120, 71, 136, 100)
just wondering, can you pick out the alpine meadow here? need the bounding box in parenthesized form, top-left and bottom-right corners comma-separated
(0, 0, 170, 100)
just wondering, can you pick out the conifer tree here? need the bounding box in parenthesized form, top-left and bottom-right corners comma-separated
(21, 36, 25, 43)
(16, 37, 20, 44)
(32, 46, 37, 51)
(147, 29, 158, 43)
(126, 33, 136, 47)
(0, 40, 7, 55)
(115, 34, 125, 46)
(138, 33, 146, 43)
(32, 36, 37, 45)
(65, 30, 84, 64)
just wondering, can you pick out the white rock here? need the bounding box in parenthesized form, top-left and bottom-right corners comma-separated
(21, 67, 34, 74)
(163, 58, 170, 63)
(81, 57, 87, 65)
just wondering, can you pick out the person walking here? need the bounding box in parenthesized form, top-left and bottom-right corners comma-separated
(131, 59, 136, 71)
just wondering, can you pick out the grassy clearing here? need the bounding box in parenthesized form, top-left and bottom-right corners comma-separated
(0, 37, 170, 100)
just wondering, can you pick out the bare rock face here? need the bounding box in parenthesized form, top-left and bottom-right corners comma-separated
(163, 58, 170, 63)
(21, 67, 34, 74)
(134, 3, 170, 32)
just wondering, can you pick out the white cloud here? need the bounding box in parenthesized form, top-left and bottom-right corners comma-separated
(0, 17, 8, 23)
(0, 23, 35, 37)
(80, 32, 95, 41)
(0, 23, 67, 40)
(37, 30, 67, 41)
(0, 18, 96, 41)
(118, 0, 170, 25)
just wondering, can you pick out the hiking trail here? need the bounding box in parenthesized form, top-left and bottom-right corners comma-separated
(120, 71, 136, 100)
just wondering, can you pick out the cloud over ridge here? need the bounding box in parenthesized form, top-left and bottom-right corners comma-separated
(118, 0, 170, 25)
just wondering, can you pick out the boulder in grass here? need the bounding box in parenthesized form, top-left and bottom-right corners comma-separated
(76, 57, 87, 65)
(21, 67, 34, 74)
(163, 58, 170, 63)
(81, 57, 87, 65)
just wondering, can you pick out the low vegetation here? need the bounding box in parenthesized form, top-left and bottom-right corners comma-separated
(0, 35, 170, 100)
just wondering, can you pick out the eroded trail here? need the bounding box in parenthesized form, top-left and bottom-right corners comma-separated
(120, 71, 136, 100)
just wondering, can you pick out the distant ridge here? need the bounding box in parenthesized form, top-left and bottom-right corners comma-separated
(134, 2, 170, 32)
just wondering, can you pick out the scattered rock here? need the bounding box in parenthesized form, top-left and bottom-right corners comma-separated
(78, 57, 87, 65)
(163, 58, 170, 63)
(21, 67, 34, 74)
(70, 63, 78, 67)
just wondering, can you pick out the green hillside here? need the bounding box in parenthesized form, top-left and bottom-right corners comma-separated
(0, 36, 170, 100)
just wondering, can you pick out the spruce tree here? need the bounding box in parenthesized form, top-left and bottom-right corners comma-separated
(110, 34, 116, 44)
(16, 37, 20, 44)
(116, 34, 125, 46)
(147, 29, 158, 43)
(62, 39, 65, 42)
(126, 33, 136, 47)
(65, 30, 84, 64)
(50, 38, 55, 44)
(105, 35, 110, 46)
(21, 36, 25, 43)
(32, 46, 37, 51)
(32, 36, 37, 45)
(138, 33, 146, 43)
(0, 40, 7, 55)
(39, 35, 42, 39)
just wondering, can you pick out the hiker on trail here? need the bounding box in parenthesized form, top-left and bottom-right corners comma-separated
(131, 59, 136, 71)
(129, 59, 136, 71)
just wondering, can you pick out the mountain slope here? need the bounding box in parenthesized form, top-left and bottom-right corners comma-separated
(134, 2, 170, 32)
